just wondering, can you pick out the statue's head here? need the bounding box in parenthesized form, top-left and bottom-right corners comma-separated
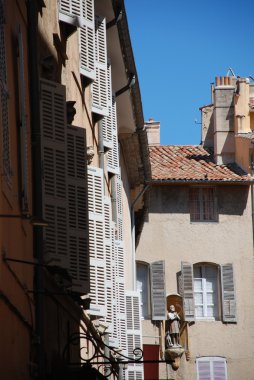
(169, 305, 175, 312)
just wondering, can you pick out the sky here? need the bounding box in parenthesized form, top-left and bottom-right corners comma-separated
(125, 0, 254, 145)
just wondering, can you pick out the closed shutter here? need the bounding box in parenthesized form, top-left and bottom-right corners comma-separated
(67, 125, 89, 294)
(107, 94, 119, 174)
(181, 262, 195, 321)
(88, 166, 106, 317)
(197, 357, 227, 380)
(40, 79, 68, 269)
(91, 16, 108, 116)
(17, 28, 28, 212)
(221, 264, 236, 322)
(115, 240, 127, 353)
(126, 291, 144, 380)
(0, 1, 11, 181)
(59, 0, 94, 27)
(150, 261, 166, 320)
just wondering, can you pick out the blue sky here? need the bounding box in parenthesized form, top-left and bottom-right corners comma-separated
(125, 0, 254, 145)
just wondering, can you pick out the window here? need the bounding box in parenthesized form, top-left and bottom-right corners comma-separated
(136, 261, 167, 321)
(181, 262, 236, 323)
(196, 357, 227, 380)
(194, 265, 218, 320)
(190, 187, 217, 222)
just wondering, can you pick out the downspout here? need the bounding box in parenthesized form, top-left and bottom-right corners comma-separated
(131, 184, 150, 290)
(27, 2, 45, 379)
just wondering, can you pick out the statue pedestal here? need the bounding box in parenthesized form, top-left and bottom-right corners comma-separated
(164, 347, 185, 370)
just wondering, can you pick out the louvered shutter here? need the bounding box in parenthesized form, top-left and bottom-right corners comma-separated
(59, 0, 94, 27)
(88, 166, 106, 317)
(126, 291, 144, 380)
(91, 16, 108, 116)
(101, 63, 113, 149)
(115, 240, 127, 353)
(107, 94, 120, 174)
(17, 28, 28, 212)
(221, 264, 236, 322)
(109, 221, 119, 347)
(181, 262, 195, 321)
(197, 357, 227, 380)
(40, 79, 69, 269)
(67, 125, 89, 294)
(103, 197, 114, 332)
(150, 261, 167, 320)
(115, 174, 123, 240)
(79, 1, 95, 81)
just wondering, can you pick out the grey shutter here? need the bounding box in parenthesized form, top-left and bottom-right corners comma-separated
(40, 79, 68, 269)
(67, 125, 89, 294)
(17, 28, 29, 212)
(181, 262, 195, 321)
(150, 260, 167, 320)
(197, 359, 211, 380)
(91, 16, 108, 116)
(221, 263, 236, 322)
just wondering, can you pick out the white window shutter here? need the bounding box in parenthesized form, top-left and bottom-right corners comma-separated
(59, 0, 94, 27)
(109, 222, 119, 347)
(17, 28, 29, 212)
(91, 16, 108, 116)
(115, 240, 127, 353)
(221, 264, 236, 322)
(79, 1, 95, 81)
(40, 79, 69, 269)
(101, 63, 113, 149)
(107, 94, 120, 174)
(67, 125, 89, 294)
(126, 291, 144, 380)
(88, 166, 106, 317)
(197, 357, 227, 380)
(150, 260, 167, 320)
(103, 197, 114, 332)
(197, 358, 211, 380)
(181, 261, 195, 321)
(115, 174, 123, 241)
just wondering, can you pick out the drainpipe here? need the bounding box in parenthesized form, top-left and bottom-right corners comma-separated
(27, 2, 45, 379)
(131, 184, 150, 290)
(98, 120, 105, 192)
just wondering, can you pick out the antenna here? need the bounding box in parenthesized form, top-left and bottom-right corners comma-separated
(226, 67, 236, 77)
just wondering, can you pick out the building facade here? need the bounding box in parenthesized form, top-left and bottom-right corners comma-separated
(136, 76, 254, 380)
(0, 0, 150, 379)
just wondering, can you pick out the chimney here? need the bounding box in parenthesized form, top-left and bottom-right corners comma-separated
(145, 118, 160, 145)
(214, 76, 236, 164)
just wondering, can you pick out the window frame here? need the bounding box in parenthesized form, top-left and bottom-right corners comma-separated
(193, 264, 219, 321)
(136, 261, 151, 320)
(189, 186, 218, 223)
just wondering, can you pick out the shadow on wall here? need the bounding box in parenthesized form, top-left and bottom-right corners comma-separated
(148, 185, 249, 216)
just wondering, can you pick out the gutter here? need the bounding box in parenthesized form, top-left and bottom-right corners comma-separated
(151, 179, 254, 185)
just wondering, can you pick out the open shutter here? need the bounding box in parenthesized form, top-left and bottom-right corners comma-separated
(115, 240, 127, 353)
(116, 174, 123, 240)
(17, 28, 28, 212)
(67, 125, 89, 294)
(79, 1, 95, 81)
(126, 291, 144, 380)
(181, 262, 195, 321)
(59, 0, 94, 26)
(91, 16, 108, 116)
(150, 261, 166, 320)
(88, 166, 106, 317)
(221, 264, 236, 322)
(107, 94, 119, 174)
(109, 221, 119, 347)
(104, 197, 114, 332)
(101, 63, 113, 149)
(40, 79, 69, 269)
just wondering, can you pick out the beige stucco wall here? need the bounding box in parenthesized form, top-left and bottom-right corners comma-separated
(136, 184, 254, 380)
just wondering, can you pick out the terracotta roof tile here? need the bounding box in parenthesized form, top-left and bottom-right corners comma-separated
(149, 145, 252, 182)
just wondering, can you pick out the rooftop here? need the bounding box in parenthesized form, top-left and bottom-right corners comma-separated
(149, 145, 252, 183)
